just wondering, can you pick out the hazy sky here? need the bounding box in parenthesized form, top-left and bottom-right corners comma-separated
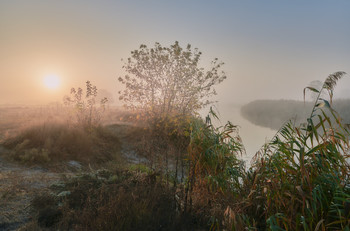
(1, 0, 350, 105)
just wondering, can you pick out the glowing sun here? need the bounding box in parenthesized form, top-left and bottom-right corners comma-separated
(43, 74, 61, 89)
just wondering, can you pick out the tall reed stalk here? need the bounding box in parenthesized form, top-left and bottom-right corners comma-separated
(241, 72, 350, 230)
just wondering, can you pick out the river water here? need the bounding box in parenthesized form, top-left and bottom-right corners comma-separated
(201, 104, 277, 166)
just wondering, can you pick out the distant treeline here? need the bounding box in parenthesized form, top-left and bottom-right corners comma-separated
(241, 99, 350, 130)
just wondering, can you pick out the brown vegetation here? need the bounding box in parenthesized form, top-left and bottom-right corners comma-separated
(2, 123, 121, 166)
(27, 170, 207, 231)
(1, 72, 350, 230)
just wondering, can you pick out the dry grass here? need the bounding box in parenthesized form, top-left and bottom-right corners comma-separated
(2, 122, 121, 167)
(2, 73, 349, 230)
(0, 105, 129, 140)
(27, 169, 207, 231)
(0, 157, 62, 230)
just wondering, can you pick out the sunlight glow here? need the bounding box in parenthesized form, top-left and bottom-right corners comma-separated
(43, 74, 61, 89)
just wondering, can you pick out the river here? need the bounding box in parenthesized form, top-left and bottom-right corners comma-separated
(201, 104, 277, 166)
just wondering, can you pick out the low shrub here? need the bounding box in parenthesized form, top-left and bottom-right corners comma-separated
(30, 170, 207, 230)
(2, 122, 121, 166)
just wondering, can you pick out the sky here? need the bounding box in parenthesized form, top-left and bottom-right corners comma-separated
(1, 0, 350, 105)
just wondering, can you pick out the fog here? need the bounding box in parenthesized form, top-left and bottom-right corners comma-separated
(201, 103, 277, 163)
(241, 99, 350, 129)
(1, 1, 349, 158)
(1, 1, 350, 105)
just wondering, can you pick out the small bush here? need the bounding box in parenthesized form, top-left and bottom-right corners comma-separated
(128, 163, 152, 173)
(64, 81, 108, 130)
(19, 148, 50, 163)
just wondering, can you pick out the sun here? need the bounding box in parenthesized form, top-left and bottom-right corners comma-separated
(43, 74, 61, 89)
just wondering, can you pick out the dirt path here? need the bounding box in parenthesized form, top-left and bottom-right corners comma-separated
(0, 123, 145, 230)
(0, 146, 62, 231)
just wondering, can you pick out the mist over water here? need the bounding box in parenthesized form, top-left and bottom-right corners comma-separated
(201, 103, 277, 164)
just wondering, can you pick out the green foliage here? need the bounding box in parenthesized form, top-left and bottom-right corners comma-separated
(9, 71, 350, 230)
(184, 109, 245, 229)
(181, 72, 349, 230)
(118, 41, 226, 118)
(128, 163, 153, 174)
(188, 109, 245, 193)
(244, 72, 350, 230)
(117, 73, 349, 229)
